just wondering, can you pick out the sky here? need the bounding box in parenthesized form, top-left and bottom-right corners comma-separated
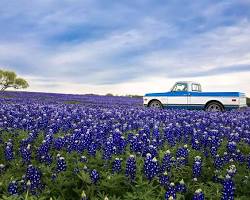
(0, 0, 250, 96)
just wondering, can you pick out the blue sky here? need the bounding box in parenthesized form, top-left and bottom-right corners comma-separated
(0, 0, 250, 95)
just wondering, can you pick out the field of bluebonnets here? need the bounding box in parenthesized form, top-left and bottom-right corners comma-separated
(0, 91, 250, 200)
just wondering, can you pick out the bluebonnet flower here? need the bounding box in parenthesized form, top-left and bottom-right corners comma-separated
(176, 145, 189, 166)
(165, 183, 176, 200)
(210, 146, 218, 157)
(234, 150, 245, 163)
(214, 155, 224, 169)
(88, 142, 97, 156)
(56, 156, 67, 173)
(143, 154, 159, 181)
(103, 141, 113, 160)
(125, 155, 136, 181)
(112, 158, 122, 174)
(25, 165, 43, 194)
(164, 129, 176, 147)
(221, 175, 235, 200)
(192, 156, 202, 178)
(159, 171, 170, 187)
(227, 141, 237, 153)
(191, 139, 201, 150)
(130, 136, 142, 154)
(192, 189, 204, 200)
(20, 144, 32, 163)
(5, 141, 14, 161)
(143, 145, 158, 158)
(8, 180, 18, 195)
(176, 179, 186, 193)
(36, 140, 52, 165)
(90, 169, 100, 184)
(161, 150, 172, 172)
(53, 137, 65, 150)
(176, 145, 189, 158)
(223, 152, 230, 163)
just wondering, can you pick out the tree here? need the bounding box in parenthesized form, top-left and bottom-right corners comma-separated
(0, 69, 29, 92)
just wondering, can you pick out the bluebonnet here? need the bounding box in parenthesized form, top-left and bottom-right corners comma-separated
(161, 150, 172, 172)
(227, 141, 237, 153)
(5, 141, 14, 161)
(159, 171, 170, 187)
(25, 165, 43, 194)
(192, 156, 202, 178)
(20, 144, 32, 163)
(191, 139, 201, 150)
(103, 140, 114, 160)
(165, 183, 176, 200)
(221, 175, 235, 200)
(90, 169, 100, 184)
(192, 189, 205, 200)
(8, 180, 18, 195)
(214, 155, 224, 169)
(112, 158, 122, 174)
(56, 156, 67, 173)
(175, 179, 186, 193)
(164, 129, 176, 147)
(143, 153, 159, 181)
(210, 146, 218, 157)
(176, 145, 189, 158)
(88, 142, 97, 156)
(176, 145, 189, 166)
(125, 155, 136, 181)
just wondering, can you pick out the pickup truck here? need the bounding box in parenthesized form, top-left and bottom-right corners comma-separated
(143, 81, 247, 111)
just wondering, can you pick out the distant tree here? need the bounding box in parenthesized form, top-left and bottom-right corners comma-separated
(247, 97, 250, 107)
(0, 69, 29, 92)
(106, 93, 113, 96)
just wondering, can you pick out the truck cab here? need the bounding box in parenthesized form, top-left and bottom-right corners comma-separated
(143, 81, 247, 111)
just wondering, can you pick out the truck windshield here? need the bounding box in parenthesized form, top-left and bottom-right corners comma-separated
(172, 83, 188, 92)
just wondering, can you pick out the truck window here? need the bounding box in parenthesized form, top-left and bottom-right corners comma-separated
(192, 84, 201, 92)
(172, 83, 188, 92)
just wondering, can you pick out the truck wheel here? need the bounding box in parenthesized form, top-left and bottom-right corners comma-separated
(149, 100, 162, 108)
(205, 102, 224, 112)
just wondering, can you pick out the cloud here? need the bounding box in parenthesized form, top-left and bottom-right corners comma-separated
(0, 0, 250, 95)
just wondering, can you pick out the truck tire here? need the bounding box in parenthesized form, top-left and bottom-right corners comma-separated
(205, 101, 224, 112)
(149, 100, 162, 108)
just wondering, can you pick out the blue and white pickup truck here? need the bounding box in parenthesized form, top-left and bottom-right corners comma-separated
(143, 81, 247, 111)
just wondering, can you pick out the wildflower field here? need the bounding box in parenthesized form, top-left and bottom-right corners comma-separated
(0, 92, 250, 200)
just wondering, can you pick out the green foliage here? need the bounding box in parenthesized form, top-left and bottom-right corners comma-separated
(0, 69, 29, 91)
(0, 130, 250, 199)
(64, 100, 82, 105)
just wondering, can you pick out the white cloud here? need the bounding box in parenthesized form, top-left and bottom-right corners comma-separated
(0, 1, 250, 96)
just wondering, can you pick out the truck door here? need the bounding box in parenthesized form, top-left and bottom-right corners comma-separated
(168, 83, 189, 109)
(188, 83, 202, 109)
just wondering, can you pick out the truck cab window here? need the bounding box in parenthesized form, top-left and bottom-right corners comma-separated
(192, 84, 201, 92)
(172, 83, 188, 92)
